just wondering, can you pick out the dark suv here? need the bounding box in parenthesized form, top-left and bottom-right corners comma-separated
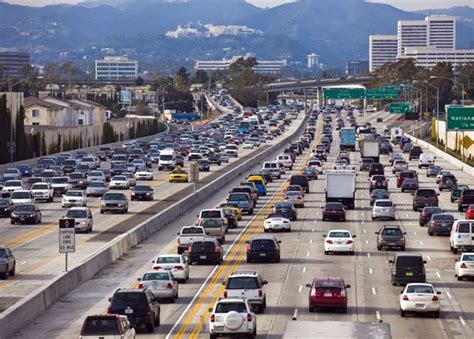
(427, 214, 455, 236)
(458, 189, 474, 212)
(289, 175, 310, 193)
(107, 288, 160, 332)
(246, 235, 281, 263)
(390, 254, 426, 286)
(412, 189, 439, 211)
(188, 238, 223, 265)
(408, 146, 423, 160)
(368, 163, 384, 176)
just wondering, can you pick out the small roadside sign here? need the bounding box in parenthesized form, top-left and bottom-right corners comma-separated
(59, 218, 75, 253)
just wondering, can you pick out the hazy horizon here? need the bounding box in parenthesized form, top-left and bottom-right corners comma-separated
(3, 0, 473, 11)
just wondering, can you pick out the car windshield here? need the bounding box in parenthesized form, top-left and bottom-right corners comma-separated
(326, 203, 344, 210)
(328, 231, 350, 238)
(113, 176, 127, 181)
(201, 211, 221, 218)
(286, 191, 301, 197)
(111, 292, 146, 307)
(200, 219, 222, 227)
(142, 272, 169, 281)
(11, 192, 30, 199)
(406, 285, 434, 294)
(396, 256, 423, 266)
(134, 186, 151, 191)
(81, 317, 121, 336)
(423, 207, 442, 213)
(275, 202, 293, 209)
(375, 201, 393, 207)
(5, 169, 17, 174)
(89, 172, 102, 177)
(172, 169, 186, 174)
(103, 193, 125, 200)
(65, 191, 82, 197)
(0, 199, 10, 207)
(381, 228, 402, 236)
(31, 183, 48, 190)
(51, 178, 68, 184)
(432, 214, 454, 221)
(250, 239, 275, 250)
(5, 181, 21, 187)
(15, 204, 35, 212)
(215, 302, 247, 313)
(89, 182, 106, 187)
(462, 254, 474, 261)
(156, 256, 180, 264)
(70, 173, 84, 179)
(227, 277, 260, 289)
(317, 280, 342, 288)
(66, 210, 87, 218)
(228, 194, 248, 201)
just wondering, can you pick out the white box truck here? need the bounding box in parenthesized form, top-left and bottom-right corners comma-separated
(158, 148, 176, 170)
(361, 140, 380, 163)
(325, 170, 356, 209)
(390, 127, 403, 142)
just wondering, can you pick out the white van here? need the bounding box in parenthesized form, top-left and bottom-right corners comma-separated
(262, 161, 283, 178)
(418, 153, 435, 168)
(158, 148, 176, 170)
(276, 154, 293, 170)
(450, 220, 474, 254)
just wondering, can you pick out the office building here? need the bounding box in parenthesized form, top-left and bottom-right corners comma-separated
(0, 52, 30, 78)
(369, 35, 398, 72)
(194, 56, 287, 74)
(205, 24, 262, 37)
(165, 26, 200, 39)
(345, 60, 369, 76)
(95, 56, 138, 80)
(397, 20, 428, 56)
(307, 53, 320, 69)
(427, 16, 456, 50)
(400, 47, 474, 68)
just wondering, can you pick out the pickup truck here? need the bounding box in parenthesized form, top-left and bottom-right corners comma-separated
(176, 226, 207, 254)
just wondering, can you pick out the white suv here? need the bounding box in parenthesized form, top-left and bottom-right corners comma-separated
(209, 298, 256, 339)
(222, 271, 267, 313)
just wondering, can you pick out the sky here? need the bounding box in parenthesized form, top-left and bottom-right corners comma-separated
(3, 0, 474, 11)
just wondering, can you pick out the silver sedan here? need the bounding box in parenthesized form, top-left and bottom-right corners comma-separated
(138, 270, 179, 302)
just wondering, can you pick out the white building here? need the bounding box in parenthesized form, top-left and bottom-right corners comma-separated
(165, 26, 201, 39)
(397, 20, 428, 56)
(194, 56, 287, 74)
(369, 35, 398, 72)
(205, 24, 262, 37)
(95, 56, 138, 80)
(400, 47, 474, 68)
(307, 53, 320, 69)
(427, 16, 456, 50)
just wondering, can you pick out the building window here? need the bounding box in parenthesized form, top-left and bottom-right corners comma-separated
(32, 109, 40, 117)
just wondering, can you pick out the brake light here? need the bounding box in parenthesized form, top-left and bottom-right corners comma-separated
(432, 295, 439, 302)
(167, 283, 173, 289)
(340, 289, 346, 297)
(346, 240, 353, 244)
(258, 290, 263, 297)
(247, 244, 251, 251)
(460, 263, 468, 268)
(107, 306, 112, 314)
(402, 295, 409, 301)
(326, 240, 333, 244)
(138, 283, 144, 288)
(247, 314, 252, 322)
(177, 238, 180, 244)
(153, 266, 161, 270)
(215, 246, 220, 253)
(223, 290, 228, 298)
(188, 245, 192, 253)
(210, 314, 215, 322)
(145, 306, 152, 315)
(174, 266, 184, 270)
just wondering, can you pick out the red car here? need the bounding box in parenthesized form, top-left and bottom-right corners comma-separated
(465, 204, 474, 219)
(306, 277, 350, 313)
(321, 202, 346, 221)
(397, 170, 416, 187)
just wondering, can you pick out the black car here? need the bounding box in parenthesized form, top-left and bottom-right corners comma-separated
(0, 198, 14, 217)
(458, 189, 474, 212)
(108, 288, 160, 332)
(197, 159, 210, 172)
(208, 154, 222, 166)
(322, 202, 346, 221)
(390, 254, 426, 286)
(379, 142, 393, 154)
(131, 185, 154, 201)
(427, 214, 455, 236)
(187, 239, 223, 265)
(419, 206, 443, 226)
(450, 184, 469, 203)
(368, 163, 384, 176)
(360, 158, 374, 171)
(289, 175, 309, 193)
(409, 146, 423, 160)
(175, 155, 185, 167)
(10, 203, 42, 224)
(246, 235, 281, 263)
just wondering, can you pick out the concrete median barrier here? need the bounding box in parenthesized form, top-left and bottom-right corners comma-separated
(0, 115, 307, 339)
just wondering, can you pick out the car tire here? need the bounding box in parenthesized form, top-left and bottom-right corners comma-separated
(377, 246, 382, 251)
(401, 189, 404, 193)
(428, 230, 433, 236)
(324, 251, 328, 255)
(350, 251, 354, 255)
(9, 264, 15, 277)
(401, 246, 406, 251)
(453, 248, 458, 254)
(322, 217, 326, 221)
(309, 306, 314, 313)
(210, 335, 217, 339)
(264, 229, 268, 233)
(457, 275, 463, 281)
(0, 272, 6, 280)
(450, 198, 454, 203)
(247, 257, 251, 263)
(249, 209, 254, 215)
(10, 220, 14, 225)
(400, 310, 406, 317)
(100, 210, 104, 214)
(433, 311, 440, 318)
(342, 306, 347, 313)
(147, 319, 155, 333)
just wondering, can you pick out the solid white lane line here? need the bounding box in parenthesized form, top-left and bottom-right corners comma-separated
(292, 309, 298, 320)
(460, 316, 466, 326)
(367, 253, 371, 258)
(446, 291, 452, 299)
(376, 311, 382, 321)
(436, 272, 441, 279)
(303, 267, 307, 273)
(298, 285, 303, 293)
(427, 255, 431, 261)
(306, 251, 310, 257)
(372, 287, 377, 295)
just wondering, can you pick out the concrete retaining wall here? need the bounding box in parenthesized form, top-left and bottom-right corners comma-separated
(0, 116, 307, 339)
(407, 134, 474, 177)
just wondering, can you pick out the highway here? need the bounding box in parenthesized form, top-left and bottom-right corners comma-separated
(9, 109, 474, 339)
(0, 112, 305, 315)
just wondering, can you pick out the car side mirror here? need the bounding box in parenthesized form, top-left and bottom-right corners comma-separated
(137, 278, 141, 281)
(437, 193, 440, 196)
(278, 240, 282, 244)
(263, 280, 268, 285)
(403, 232, 407, 235)
(399, 291, 403, 294)
(108, 297, 112, 302)
(352, 235, 356, 238)
(177, 232, 180, 236)
(305, 283, 312, 288)
(375, 232, 379, 234)
(346, 284, 351, 288)
(389, 260, 393, 264)
(411, 193, 414, 196)
(437, 291, 441, 295)
(208, 308, 213, 312)
(423, 261, 427, 264)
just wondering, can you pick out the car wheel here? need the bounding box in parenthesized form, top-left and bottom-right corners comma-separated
(401, 246, 406, 251)
(342, 306, 347, 313)
(377, 246, 382, 251)
(147, 319, 155, 333)
(170, 296, 176, 303)
(457, 275, 463, 281)
(100, 210, 104, 214)
(210, 335, 217, 339)
(428, 230, 433, 236)
(324, 251, 328, 255)
(264, 229, 268, 232)
(433, 311, 440, 318)
(322, 217, 326, 221)
(401, 189, 404, 192)
(9, 264, 15, 277)
(0, 272, 6, 280)
(249, 209, 254, 215)
(247, 257, 251, 263)
(450, 198, 454, 203)
(371, 217, 375, 221)
(10, 220, 14, 225)
(453, 248, 458, 254)
(350, 251, 354, 255)
(309, 306, 314, 313)
(400, 310, 406, 317)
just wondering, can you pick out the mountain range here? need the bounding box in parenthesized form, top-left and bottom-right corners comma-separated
(0, 0, 473, 69)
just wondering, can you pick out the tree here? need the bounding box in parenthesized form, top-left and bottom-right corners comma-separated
(193, 70, 209, 84)
(0, 95, 10, 163)
(15, 106, 28, 161)
(135, 76, 144, 86)
(175, 67, 190, 90)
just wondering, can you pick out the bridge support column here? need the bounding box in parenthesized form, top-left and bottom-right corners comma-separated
(266, 91, 269, 104)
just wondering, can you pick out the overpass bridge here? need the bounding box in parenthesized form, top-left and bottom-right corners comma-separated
(263, 76, 372, 92)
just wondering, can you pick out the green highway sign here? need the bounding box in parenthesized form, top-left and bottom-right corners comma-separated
(390, 102, 410, 113)
(366, 88, 398, 100)
(323, 88, 365, 99)
(447, 107, 474, 131)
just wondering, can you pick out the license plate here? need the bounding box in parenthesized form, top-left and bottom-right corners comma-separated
(406, 272, 413, 276)
(336, 241, 344, 245)
(332, 211, 337, 213)
(324, 292, 332, 297)
(415, 303, 424, 308)
(125, 309, 133, 314)
(259, 253, 266, 257)
(20, 218, 25, 221)
(200, 255, 206, 259)
(214, 326, 224, 331)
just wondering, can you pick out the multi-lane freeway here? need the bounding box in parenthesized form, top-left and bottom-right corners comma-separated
(3, 107, 474, 339)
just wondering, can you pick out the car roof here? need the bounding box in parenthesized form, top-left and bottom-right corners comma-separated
(314, 276, 344, 283)
(229, 271, 259, 278)
(328, 229, 351, 233)
(68, 207, 89, 211)
(251, 234, 278, 241)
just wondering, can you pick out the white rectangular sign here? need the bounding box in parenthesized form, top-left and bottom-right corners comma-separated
(59, 229, 75, 253)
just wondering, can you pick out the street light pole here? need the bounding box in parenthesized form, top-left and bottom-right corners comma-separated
(425, 81, 440, 149)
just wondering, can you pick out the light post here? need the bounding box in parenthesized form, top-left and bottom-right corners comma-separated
(422, 81, 440, 149)
(430, 75, 465, 106)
